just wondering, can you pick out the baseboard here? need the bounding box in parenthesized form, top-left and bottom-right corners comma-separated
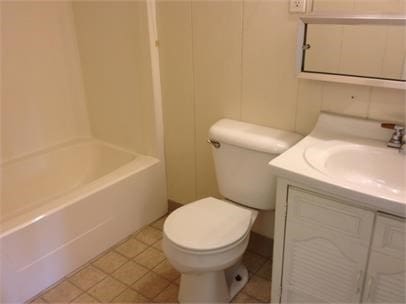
(248, 231, 273, 258)
(168, 199, 182, 212)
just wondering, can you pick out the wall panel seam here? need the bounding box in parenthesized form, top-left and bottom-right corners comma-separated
(190, 0, 198, 202)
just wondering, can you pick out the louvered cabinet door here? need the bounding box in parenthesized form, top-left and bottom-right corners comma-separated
(362, 214, 406, 303)
(281, 188, 374, 303)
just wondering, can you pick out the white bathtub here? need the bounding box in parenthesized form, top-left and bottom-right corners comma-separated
(0, 139, 167, 303)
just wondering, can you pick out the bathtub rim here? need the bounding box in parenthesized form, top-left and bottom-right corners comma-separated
(0, 138, 160, 238)
(1, 137, 140, 167)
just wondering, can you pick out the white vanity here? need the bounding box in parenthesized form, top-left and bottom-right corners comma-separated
(269, 113, 405, 303)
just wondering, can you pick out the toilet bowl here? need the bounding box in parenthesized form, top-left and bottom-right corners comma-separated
(162, 119, 303, 302)
(163, 197, 257, 302)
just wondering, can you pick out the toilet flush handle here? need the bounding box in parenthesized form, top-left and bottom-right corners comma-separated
(207, 139, 221, 148)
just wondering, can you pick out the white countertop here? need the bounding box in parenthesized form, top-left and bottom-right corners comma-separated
(269, 112, 406, 217)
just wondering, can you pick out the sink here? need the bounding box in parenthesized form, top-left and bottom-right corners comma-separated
(304, 139, 406, 198)
(270, 112, 406, 213)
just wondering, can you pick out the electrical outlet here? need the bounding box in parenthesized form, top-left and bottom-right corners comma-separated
(289, 0, 306, 13)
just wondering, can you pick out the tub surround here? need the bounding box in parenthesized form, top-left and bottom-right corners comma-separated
(72, 1, 158, 157)
(1, 2, 90, 162)
(1, 0, 161, 163)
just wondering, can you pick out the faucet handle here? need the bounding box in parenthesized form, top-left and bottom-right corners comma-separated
(381, 123, 404, 131)
(382, 123, 405, 148)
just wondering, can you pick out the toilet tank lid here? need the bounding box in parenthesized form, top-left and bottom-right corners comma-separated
(209, 119, 303, 154)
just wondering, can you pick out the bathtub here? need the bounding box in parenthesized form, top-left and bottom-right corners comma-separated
(0, 139, 167, 303)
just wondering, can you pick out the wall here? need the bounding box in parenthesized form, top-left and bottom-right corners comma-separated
(1, 2, 90, 162)
(158, 0, 406, 238)
(72, 1, 158, 157)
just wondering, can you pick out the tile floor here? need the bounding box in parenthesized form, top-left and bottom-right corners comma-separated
(29, 215, 272, 303)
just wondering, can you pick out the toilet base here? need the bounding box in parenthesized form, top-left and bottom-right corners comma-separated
(226, 263, 249, 300)
(178, 262, 249, 303)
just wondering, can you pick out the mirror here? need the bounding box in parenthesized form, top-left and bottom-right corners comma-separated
(297, 15, 406, 90)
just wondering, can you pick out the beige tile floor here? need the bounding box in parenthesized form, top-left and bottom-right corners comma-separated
(29, 215, 272, 303)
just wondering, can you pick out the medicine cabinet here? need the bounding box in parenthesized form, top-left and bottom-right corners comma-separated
(297, 14, 406, 90)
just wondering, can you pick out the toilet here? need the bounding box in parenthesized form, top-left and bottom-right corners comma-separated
(163, 119, 302, 303)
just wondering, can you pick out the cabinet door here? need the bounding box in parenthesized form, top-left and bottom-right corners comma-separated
(362, 214, 406, 303)
(282, 188, 375, 303)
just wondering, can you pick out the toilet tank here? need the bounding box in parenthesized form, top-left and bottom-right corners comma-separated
(209, 119, 302, 210)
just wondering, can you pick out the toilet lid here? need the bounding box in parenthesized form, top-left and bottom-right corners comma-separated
(164, 197, 253, 251)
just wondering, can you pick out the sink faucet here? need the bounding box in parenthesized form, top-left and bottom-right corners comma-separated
(381, 123, 405, 154)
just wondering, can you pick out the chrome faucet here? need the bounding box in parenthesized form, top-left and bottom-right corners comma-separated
(401, 135, 406, 154)
(381, 123, 405, 153)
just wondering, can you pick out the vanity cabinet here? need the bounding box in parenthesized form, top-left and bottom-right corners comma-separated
(362, 214, 406, 303)
(278, 187, 405, 303)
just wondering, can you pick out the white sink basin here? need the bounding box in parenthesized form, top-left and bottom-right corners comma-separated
(304, 140, 406, 198)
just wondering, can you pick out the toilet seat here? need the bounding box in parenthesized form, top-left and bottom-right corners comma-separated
(164, 197, 254, 252)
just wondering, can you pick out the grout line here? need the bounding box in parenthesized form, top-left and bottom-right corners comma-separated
(69, 291, 94, 304)
(132, 268, 171, 300)
(67, 268, 105, 292)
(153, 282, 179, 303)
(110, 284, 152, 303)
(87, 243, 164, 301)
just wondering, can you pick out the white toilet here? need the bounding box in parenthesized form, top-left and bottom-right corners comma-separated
(163, 119, 302, 303)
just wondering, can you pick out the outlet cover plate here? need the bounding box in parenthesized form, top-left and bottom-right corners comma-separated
(290, 0, 306, 13)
